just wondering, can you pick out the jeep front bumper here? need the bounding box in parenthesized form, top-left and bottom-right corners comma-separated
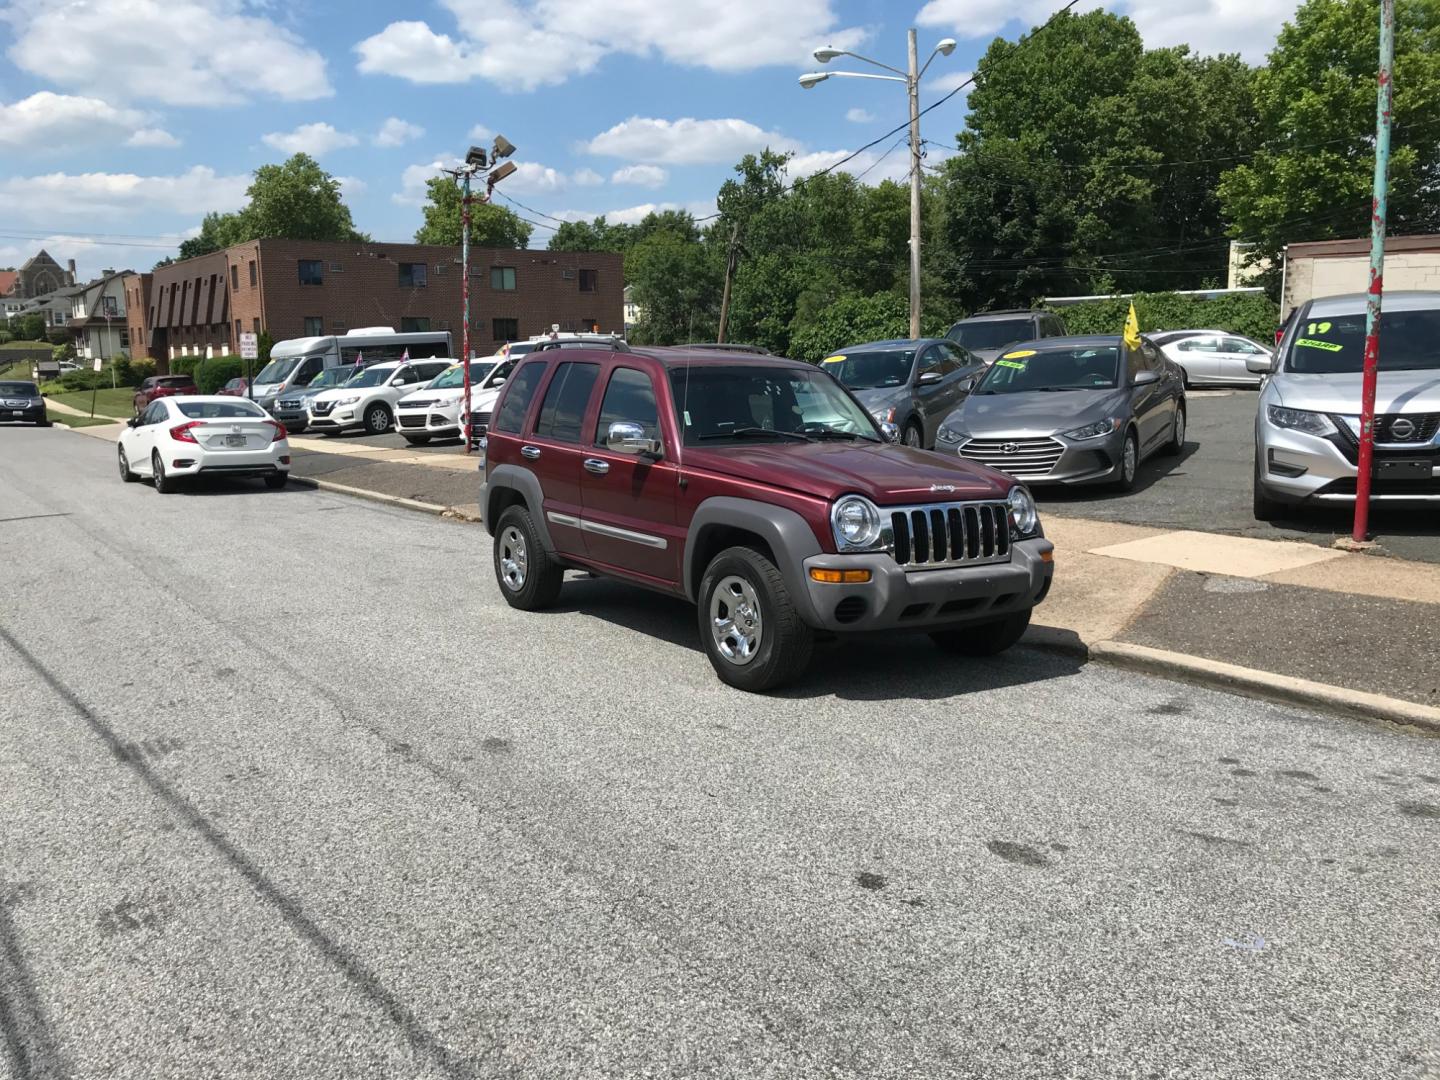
(796, 538, 1053, 633)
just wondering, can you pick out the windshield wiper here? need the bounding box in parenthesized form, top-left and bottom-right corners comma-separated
(697, 427, 812, 442)
(1037, 385, 1107, 392)
(805, 428, 879, 442)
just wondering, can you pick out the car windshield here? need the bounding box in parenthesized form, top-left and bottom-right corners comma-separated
(975, 345, 1121, 393)
(820, 349, 914, 390)
(668, 365, 881, 445)
(1286, 309, 1440, 373)
(176, 401, 267, 418)
(0, 381, 38, 396)
(160, 376, 194, 387)
(346, 366, 395, 388)
(430, 361, 498, 390)
(949, 319, 1034, 351)
(308, 366, 355, 388)
(254, 357, 300, 386)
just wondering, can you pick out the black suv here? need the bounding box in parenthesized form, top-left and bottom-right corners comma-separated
(946, 310, 1066, 364)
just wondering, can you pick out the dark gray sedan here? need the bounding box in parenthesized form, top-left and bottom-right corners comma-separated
(933, 335, 1186, 490)
(0, 380, 49, 426)
(821, 338, 985, 449)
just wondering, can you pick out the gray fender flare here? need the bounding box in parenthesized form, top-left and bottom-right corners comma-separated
(683, 496, 824, 621)
(483, 464, 555, 552)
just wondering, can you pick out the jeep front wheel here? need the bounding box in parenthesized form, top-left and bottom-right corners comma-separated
(698, 546, 813, 692)
(930, 607, 1031, 657)
(493, 505, 563, 610)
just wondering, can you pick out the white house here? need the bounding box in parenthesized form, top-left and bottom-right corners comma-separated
(70, 271, 132, 361)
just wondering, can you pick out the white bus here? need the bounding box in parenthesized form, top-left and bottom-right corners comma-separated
(250, 327, 453, 411)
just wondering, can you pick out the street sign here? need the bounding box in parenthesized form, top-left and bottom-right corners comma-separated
(239, 333, 258, 360)
(92, 357, 102, 373)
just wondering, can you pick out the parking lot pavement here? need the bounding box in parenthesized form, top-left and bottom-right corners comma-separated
(6, 425, 1440, 1080)
(1032, 390, 1440, 565)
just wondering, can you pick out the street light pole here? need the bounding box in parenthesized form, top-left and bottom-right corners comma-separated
(907, 28, 922, 340)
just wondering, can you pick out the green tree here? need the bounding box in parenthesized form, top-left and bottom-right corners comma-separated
(626, 230, 723, 345)
(243, 154, 367, 242)
(412, 176, 533, 248)
(178, 210, 247, 259)
(1218, 0, 1440, 292)
(548, 216, 628, 252)
(14, 313, 47, 341)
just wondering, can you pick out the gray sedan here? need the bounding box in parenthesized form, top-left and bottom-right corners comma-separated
(821, 338, 985, 449)
(934, 335, 1187, 491)
(271, 365, 358, 433)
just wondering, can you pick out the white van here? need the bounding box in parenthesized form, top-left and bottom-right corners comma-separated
(250, 327, 452, 414)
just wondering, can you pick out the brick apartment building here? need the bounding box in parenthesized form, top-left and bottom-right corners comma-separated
(128, 239, 624, 368)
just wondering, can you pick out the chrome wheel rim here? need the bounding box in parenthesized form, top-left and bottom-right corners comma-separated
(153, 454, 164, 489)
(904, 426, 922, 448)
(368, 408, 387, 433)
(118, 447, 127, 477)
(498, 525, 528, 591)
(1174, 408, 1185, 447)
(709, 575, 762, 666)
(1123, 437, 1137, 482)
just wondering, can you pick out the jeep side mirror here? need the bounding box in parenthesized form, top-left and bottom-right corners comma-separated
(880, 421, 900, 443)
(606, 421, 661, 458)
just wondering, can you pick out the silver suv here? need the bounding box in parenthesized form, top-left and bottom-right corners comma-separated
(1253, 291, 1440, 519)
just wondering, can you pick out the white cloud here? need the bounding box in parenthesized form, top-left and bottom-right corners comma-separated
(925, 69, 972, 94)
(500, 162, 612, 196)
(572, 168, 605, 187)
(0, 166, 250, 222)
(585, 117, 802, 165)
(335, 176, 368, 198)
(604, 199, 717, 226)
(2, 0, 332, 105)
(373, 117, 425, 148)
(785, 142, 954, 185)
(0, 92, 162, 150)
(394, 161, 451, 206)
(610, 164, 668, 188)
(468, 123, 493, 140)
(127, 127, 181, 148)
(355, 0, 865, 91)
(845, 107, 875, 124)
(261, 122, 359, 156)
(915, 0, 1292, 63)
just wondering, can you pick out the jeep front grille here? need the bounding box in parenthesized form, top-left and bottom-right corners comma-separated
(888, 500, 1011, 569)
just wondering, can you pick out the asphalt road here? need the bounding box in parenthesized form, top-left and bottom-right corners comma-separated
(3, 426, 1440, 1080)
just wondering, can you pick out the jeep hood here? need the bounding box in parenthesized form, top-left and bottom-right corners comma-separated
(683, 441, 1013, 504)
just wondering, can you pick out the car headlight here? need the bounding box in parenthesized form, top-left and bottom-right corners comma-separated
(1062, 418, 1117, 440)
(831, 494, 885, 551)
(1266, 405, 1336, 437)
(936, 418, 968, 445)
(332, 395, 361, 407)
(1007, 485, 1039, 538)
(870, 406, 896, 425)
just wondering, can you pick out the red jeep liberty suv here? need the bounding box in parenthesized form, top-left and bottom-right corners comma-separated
(482, 345, 1055, 692)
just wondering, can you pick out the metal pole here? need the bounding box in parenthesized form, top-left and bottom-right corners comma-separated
(907, 28, 922, 340)
(716, 221, 739, 343)
(1352, 0, 1395, 544)
(461, 168, 473, 453)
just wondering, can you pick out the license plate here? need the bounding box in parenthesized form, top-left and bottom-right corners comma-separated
(1375, 458, 1432, 479)
(225, 434, 246, 447)
(11, 411, 23, 418)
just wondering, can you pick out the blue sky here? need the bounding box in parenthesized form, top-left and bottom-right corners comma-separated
(0, 0, 1292, 280)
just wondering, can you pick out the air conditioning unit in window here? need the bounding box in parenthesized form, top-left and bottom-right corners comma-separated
(433, 264, 446, 274)
(330, 262, 343, 271)
(561, 268, 576, 280)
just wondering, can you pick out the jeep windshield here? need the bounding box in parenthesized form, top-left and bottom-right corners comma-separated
(974, 346, 1120, 393)
(668, 365, 881, 445)
(948, 319, 1033, 351)
(1285, 308, 1440, 373)
(820, 349, 914, 389)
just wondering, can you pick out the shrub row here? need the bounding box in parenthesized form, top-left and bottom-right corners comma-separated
(1044, 292, 1280, 342)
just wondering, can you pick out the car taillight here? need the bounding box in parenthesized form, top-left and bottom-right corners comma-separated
(266, 420, 287, 442)
(169, 421, 200, 443)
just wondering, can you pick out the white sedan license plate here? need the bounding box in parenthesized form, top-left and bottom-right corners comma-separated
(225, 434, 246, 447)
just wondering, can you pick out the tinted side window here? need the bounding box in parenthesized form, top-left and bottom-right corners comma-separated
(933, 342, 966, 373)
(534, 362, 601, 443)
(492, 360, 547, 433)
(595, 367, 659, 445)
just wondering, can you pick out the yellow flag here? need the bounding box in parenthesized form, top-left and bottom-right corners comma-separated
(1123, 301, 1142, 349)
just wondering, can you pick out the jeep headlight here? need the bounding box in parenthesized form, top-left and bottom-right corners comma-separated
(1007, 485, 1039, 538)
(1062, 418, 1116, 440)
(831, 494, 884, 551)
(1266, 405, 1336, 437)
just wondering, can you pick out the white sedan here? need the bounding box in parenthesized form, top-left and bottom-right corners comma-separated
(117, 395, 291, 494)
(1153, 330, 1272, 387)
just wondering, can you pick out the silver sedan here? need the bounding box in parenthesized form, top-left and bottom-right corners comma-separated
(1153, 330, 1271, 387)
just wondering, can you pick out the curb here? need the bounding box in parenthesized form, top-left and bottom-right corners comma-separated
(1088, 640, 1440, 736)
(287, 475, 454, 518)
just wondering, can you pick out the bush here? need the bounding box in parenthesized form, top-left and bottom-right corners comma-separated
(787, 291, 953, 364)
(176, 353, 250, 394)
(110, 355, 155, 387)
(57, 369, 106, 391)
(1044, 292, 1279, 342)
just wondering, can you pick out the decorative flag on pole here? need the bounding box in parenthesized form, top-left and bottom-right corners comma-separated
(401, 349, 410, 363)
(354, 350, 364, 370)
(1123, 302, 1142, 349)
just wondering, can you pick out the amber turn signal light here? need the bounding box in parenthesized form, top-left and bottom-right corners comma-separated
(1040, 550, 1054, 563)
(808, 568, 872, 584)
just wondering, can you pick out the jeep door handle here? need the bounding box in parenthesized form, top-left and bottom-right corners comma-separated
(520, 445, 541, 460)
(582, 458, 610, 475)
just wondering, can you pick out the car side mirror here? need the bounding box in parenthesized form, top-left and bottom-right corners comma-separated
(880, 421, 900, 443)
(128, 415, 142, 427)
(1133, 369, 1161, 386)
(1246, 356, 1274, 374)
(959, 376, 976, 392)
(606, 421, 661, 458)
(917, 371, 942, 385)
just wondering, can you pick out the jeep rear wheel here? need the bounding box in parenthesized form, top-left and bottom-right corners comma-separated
(493, 505, 563, 610)
(930, 607, 1031, 657)
(698, 546, 813, 692)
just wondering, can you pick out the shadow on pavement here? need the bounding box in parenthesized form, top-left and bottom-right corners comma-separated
(1028, 440, 1202, 507)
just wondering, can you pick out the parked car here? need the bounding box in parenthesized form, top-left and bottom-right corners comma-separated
(935, 335, 1187, 491)
(821, 339, 985, 449)
(0, 380, 49, 426)
(395, 359, 500, 445)
(217, 377, 252, 397)
(305, 359, 453, 436)
(946, 309, 1067, 364)
(117, 396, 290, 493)
(272, 364, 358, 435)
(1253, 290, 1440, 520)
(482, 346, 1055, 692)
(467, 359, 521, 452)
(55, 361, 80, 373)
(132, 374, 198, 414)
(1151, 331, 1271, 387)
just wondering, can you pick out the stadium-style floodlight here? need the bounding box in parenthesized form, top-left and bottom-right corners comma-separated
(465, 146, 487, 169)
(488, 160, 517, 185)
(491, 135, 516, 160)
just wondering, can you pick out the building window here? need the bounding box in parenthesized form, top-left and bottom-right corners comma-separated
(230, 265, 239, 290)
(492, 318, 519, 342)
(298, 260, 324, 286)
(490, 266, 517, 291)
(398, 262, 427, 287)
(248, 260, 257, 287)
(579, 269, 598, 292)
(120, 328, 130, 349)
(234, 319, 242, 341)
(304, 316, 323, 337)
(252, 317, 261, 335)
(400, 317, 431, 333)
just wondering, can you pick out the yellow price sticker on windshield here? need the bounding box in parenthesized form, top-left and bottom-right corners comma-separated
(822, 355, 845, 364)
(995, 359, 1027, 370)
(1002, 349, 1037, 359)
(1296, 338, 1343, 352)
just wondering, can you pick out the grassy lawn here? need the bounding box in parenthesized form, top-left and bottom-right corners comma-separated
(44, 387, 135, 419)
(47, 412, 117, 428)
(0, 340, 52, 350)
(0, 361, 30, 380)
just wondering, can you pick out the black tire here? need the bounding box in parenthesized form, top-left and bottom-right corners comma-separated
(1111, 428, 1139, 492)
(363, 403, 391, 435)
(118, 444, 137, 482)
(931, 607, 1031, 657)
(402, 434, 432, 446)
(1162, 401, 1186, 456)
(264, 472, 289, 490)
(152, 451, 174, 494)
(1253, 455, 1283, 522)
(698, 546, 814, 693)
(903, 421, 924, 449)
(493, 505, 564, 610)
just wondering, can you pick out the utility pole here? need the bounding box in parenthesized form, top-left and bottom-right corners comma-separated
(907, 28, 922, 340)
(716, 221, 740, 344)
(1350, 0, 1395, 546)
